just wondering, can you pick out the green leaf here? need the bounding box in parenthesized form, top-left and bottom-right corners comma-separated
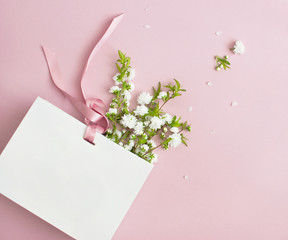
(221, 59, 230, 65)
(174, 79, 180, 90)
(118, 50, 125, 61)
(116, 63, 121, 72)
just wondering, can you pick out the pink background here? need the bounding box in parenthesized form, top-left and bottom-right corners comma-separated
(1, 0, 288, 239)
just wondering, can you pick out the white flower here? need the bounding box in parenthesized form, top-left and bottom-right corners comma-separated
(107, 128, 112, 134)
(144, 120, 150, 126)
(158, 91, 167, 99)
(232, 41, 245, 55)
(134, 122, 144, 135)
(113, 73, 120, 81)
(170, 127, 179, 133)
(109, 86, 121, 93)
(141, 144, 149, 152)
(115, 130, 122, 139)
(149, 116, 165, 130)
(124, 144, 133, 151)
(137, 92, 153, 105)
(108, 108, 117, 114)
(151, 153, 158, 163)
(123, 90, 131, 101)
(121, 114, 137, 129)
(129, 140, 135, 147)
(134, 105, 149, 116)
(127, 68, 136, 81)
(148, 139, 156, 148)
(127, 82, 134, 91)
(162, 113, 173, 124)
(168, 133, 182, 148)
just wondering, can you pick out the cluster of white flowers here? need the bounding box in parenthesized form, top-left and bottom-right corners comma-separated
(106, 51, 191, 163)
(232, 41, 245, 55)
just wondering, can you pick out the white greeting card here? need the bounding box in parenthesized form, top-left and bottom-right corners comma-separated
(0, 97, 153, 240)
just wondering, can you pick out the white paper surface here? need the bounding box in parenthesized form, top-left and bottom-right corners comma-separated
(0, 97, 153, 240)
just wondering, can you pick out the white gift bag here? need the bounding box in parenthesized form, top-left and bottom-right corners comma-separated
(0, 97, 153, 240)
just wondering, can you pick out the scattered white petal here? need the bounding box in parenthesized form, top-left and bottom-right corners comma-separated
(183, 175, 189, 180)
(144, 6, 151, 11)
(215, 31, 222, 36)
(143, 24, 151, 30)
(206, 81, 212, 86)
(231, 101, 238, 107)
(210, 130, 216, 134)
(188, 106, 193, 112)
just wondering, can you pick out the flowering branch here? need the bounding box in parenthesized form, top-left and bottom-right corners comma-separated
(105, 50, 191, 163)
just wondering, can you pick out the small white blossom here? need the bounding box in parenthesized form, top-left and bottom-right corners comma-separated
(232, 41, 245, 55)
(127, 68, 136, 81)
(109, 86, 121, 93)
(158, 91, 167, 99)
(124, 144, 133, 151)
(150, 116, 165, 130)
(148, 139, 156, 148)
(134, 105, 149, 116)
(141, 144, 149, 152)
(119, 142, 123, 146)
(151, 154, 158, 163)
(144, 120, 150, 126)
(108, 108, 117, 114)
(127, 82, 134, 91)
(113, 73, 120, 82)
(107, 128, 112, 134)
(134, 122, 144, 135)
(129, 140, 135, 147)
(121, 114, 137, 129)
(170, 127, 179, 133)
(162, 113, 173, 124)
(168, 133, 182, 148)
(123, 90, 131, 101)
(137, 92, 153, 105)
(115, 130, 122, 139)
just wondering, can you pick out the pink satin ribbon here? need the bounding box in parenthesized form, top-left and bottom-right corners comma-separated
(42, 14, 124, 144)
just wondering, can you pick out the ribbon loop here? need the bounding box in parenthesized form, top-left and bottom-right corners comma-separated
(42, 14, 124, 144)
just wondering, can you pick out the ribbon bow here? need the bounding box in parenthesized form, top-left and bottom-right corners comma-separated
(42, 14, 124, 144)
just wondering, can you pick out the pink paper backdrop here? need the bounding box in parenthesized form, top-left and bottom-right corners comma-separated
(1, 0, 288, 239)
